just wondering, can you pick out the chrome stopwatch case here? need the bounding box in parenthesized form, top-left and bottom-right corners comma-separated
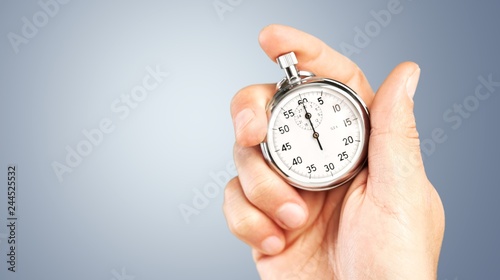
(261, 52, 370, 191)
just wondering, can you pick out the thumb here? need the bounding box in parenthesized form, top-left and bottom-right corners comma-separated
(368, 62, 427, 191)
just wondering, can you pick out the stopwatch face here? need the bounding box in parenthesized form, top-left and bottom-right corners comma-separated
(261, 80, 369, 191)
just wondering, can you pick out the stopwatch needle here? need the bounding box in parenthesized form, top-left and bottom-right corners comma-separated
(302, 103, 323, 151)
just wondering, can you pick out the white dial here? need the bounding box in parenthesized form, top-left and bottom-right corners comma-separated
(264, 84, 368, 190)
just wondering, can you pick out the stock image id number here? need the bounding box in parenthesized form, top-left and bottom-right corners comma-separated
(7, 166, 16, 215)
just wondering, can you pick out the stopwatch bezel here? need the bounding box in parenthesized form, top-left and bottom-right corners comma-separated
(261, 76, 370, 191)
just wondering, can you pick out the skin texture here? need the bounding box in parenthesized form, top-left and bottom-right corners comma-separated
(223, 25, 445, 280)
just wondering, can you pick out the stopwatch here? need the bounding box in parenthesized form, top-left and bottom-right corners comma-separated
(261, 52, 370, 191)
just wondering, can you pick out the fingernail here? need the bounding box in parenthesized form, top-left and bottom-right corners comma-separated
(406, 67, 421, 100)
(234, 108, 255, 136)
(261, 236, 284, 255)
(276, 203, 306, 229)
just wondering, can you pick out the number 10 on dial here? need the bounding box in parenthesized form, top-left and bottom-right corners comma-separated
(261, 52, 370, 191)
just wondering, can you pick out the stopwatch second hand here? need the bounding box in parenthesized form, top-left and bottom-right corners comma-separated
(302, 103, 323, 151)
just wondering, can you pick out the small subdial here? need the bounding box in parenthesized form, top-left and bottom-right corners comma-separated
(294, 102, 323, 130)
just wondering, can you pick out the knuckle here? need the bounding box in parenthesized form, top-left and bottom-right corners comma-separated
(230, 84, 275, 115)
(233, 142, 246, 160)
(223, 177, 241, 210)
(246, 174, 276, 205)
(346, 66, 366, 87)
(370, 112, 419, 142)
(230, 85, 262, 114)
(224, 177, 240, 200)
(229, 212, 260, 237)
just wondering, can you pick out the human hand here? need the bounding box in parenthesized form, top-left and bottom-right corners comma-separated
(223, 25, 445, 280)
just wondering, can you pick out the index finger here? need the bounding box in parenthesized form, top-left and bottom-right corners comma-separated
(258, 24, 375, 101)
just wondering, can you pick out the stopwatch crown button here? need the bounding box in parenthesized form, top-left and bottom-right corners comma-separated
(277, 52, 298, 69)
(277, 52, 300, 84)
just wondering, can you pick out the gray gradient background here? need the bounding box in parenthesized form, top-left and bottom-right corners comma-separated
(0, 0, 498, 279)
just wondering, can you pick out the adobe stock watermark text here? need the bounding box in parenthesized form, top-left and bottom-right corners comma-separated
(7, 0, 71, 54)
